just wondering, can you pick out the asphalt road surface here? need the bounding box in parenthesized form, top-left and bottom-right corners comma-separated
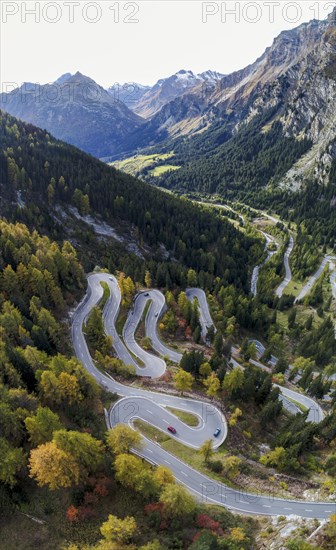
(275, 235, 294, 298)
(71, 273, 334, 519)
(186, 288, 215, 340)
(295, 256, 330, 303)
(251, 232, 279, 296)
(248, 339, 324, 423)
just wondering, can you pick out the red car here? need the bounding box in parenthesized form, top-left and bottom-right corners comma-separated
(167, 425, 177, 434)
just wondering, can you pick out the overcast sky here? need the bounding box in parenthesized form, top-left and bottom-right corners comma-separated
(1, 1, 334, 88)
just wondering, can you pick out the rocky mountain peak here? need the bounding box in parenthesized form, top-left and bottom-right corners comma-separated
(0, 72, 144, 158)
(54, 72, 73, 85)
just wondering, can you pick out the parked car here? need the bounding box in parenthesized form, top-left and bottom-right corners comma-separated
(213, 428, 221, 437)
(167, 425, 177, 434)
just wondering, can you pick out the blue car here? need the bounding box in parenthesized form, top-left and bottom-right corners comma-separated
(213, 428, 221, 437)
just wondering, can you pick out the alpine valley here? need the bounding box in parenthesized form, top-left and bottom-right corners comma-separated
(1, 6, 336, 550)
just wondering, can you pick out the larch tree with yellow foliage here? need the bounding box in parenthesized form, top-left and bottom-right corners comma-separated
(159, 484, 196, 518)
(29, 441, 80, 489)
(144, 270, 152, 288)
(203, 372, 220, 399)
(100, 514, 137, 545)
(153, 465, 175, 487)
(198, 439, 214, 464)
(106, 424, 142, 455)
(118, 272, 136, 307)
(173, 369, 194, 395)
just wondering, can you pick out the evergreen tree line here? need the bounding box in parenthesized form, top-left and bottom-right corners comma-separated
(152, 109, 335, 249)
(0, 110, 262, 293)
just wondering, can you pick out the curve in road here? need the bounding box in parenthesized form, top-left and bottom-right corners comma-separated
(72, 273, 335, 519)
(131, 289, 182, 364)
(123, 295, 167, 378)
(295, 257, 330, 304)
(248, 339, 324, 423)
(293, 256, 336, 340)
(275, 235, 294, 298)
(186, 288, 215, 341)
(251, 232, 279, 296)
(75, 274, 227, 450)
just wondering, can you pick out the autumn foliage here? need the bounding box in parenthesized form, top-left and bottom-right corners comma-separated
(66, 505, 80, 523)
(196, 513, 223, 535)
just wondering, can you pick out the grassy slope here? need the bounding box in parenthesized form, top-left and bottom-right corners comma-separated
(111, 152, 175, 176)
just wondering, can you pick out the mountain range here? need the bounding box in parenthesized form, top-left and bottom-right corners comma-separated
(1, 9, 335, 186)
(0, 72, 144, 158)
(118, 8, 336, 201)
(131, 11, 336, 183)
(0, 69, 223, 159)
(110, 69, 224, 118)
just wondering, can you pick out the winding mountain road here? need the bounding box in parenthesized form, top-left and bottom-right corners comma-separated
(127, 289, 182, 364)
(74, 274, 227, 446)
(295, 256, 330, 304)
(71, 273, 334, 519)
(186, 288, 215, 340)
(251, 232, 279, 296)
(275, 235, 294, 298)
(248, 339, 324, 423)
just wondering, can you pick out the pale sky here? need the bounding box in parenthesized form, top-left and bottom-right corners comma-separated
(1, 1, 334, 89)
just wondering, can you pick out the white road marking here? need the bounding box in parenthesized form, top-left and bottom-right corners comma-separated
(71, 274, 333, 520)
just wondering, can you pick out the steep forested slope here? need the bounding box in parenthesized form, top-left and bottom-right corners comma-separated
(0, 220, 261, 550)
(0, 126, 261, 550)
(0, 110, 262, 292)
(156, 110, 336, 246)
(158, 112, 312, 195)
(0, 221, 102, 494)
(129, 11, 336, 245)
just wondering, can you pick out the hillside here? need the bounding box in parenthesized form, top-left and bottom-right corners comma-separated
(107, 10, 336, 213)
(134, 11, 336, 247)
(110, 12, 334, 156)
(0, 110, 261, 292)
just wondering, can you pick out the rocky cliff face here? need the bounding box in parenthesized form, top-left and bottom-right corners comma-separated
(254, 13, 336, 187)
(130, 69, 224, 119)
(132, 9, 336, 189)
(219, 12, 336, 188)
(211, 18, 328, 112)
(1, 11, 335, 181)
